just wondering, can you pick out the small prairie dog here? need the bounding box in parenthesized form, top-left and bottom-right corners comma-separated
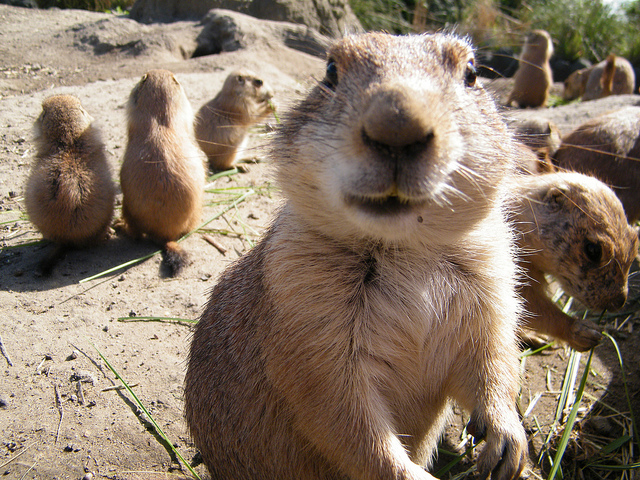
(511, 116, 562, 174)
(185, 33, 527, 480)
(510, 172, 638, 352)
(512, 116, 562, 157)
(25, 94, 115, 275)
(119, 69, 205, 276)
(506, 29, 554, 108)
(553, 106, 640, 223)
(194, 69, 274, 171)
(563, 54, 635, 101)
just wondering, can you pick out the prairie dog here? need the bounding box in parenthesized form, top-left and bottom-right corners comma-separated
(553, 106, 640, 223)
(119, 69, 205, 276)
(510, 172, 638, 352)
(25, 94, 115, 275)
(194, 69, 274, 171)
(563, 55, 635, 101)
(185, 33, 527, 480)
(506, 30, 554, 108)
(512, 116, 562, 157)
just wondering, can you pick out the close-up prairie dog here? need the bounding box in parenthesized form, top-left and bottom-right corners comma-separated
(506, 29, 554, 108)
(194, 68, 274, 171)
(118, 69, 205, 277)
(563, 54, 635, 101)
(509, 172, 638, 352)
(553, 106, 640, 223)
(25, 94, 115, 275)
(185, 32, 527, 480)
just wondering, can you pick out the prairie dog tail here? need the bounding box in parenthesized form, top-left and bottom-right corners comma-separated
(601, 54, 616, 96)
(162, 241, 188, 277)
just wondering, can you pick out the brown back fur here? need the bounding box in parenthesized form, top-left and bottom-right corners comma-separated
(506, 30, 554, 108)
(510, 172, 638, 351)
(185, 32, 527, 480)
(564, 55, 635, 101)
(553, 106, 640, 223)
(194, 68, 274, 170)
(119, 69, 205, 275)
(25, 95, 115, 252)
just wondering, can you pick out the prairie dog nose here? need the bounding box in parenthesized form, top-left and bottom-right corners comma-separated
(362, 86, 434, 149)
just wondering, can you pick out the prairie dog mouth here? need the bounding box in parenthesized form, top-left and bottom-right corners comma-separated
(344, 193, 422, 216)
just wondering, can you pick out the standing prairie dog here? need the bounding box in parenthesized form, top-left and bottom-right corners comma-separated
(119, 69, 205, 277)
(553, 106, 640, 223)
(506, 29, 554, 108)
(185, 33, 527, 480)
(509, 172, 638, 352)
(194, 69, 274, 171)
(563, 54, 635, 101)
(25, 94, 115, 275)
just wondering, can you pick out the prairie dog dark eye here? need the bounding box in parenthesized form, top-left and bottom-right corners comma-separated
(464, 61, 477, 87)
(237, 75, 245, 84)
(324, 60, 338, 89)
(584, 240, 602, 263)
(253, 78, 263, 88)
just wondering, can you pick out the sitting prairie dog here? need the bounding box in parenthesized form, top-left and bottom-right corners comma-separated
(553, 106, 640, 223)
(563, 54, 635, 101)
(25, 94, 115, 275)
(506, 29, 554, 108)
(512, 116, 562, 157)
(185, 33, 527, 480)
(194, 68, 274, 171)
(118, 69, 205, 277)
(510, 172, 638, 352)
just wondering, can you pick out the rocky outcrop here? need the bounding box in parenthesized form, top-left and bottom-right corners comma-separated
(193, 9, 330, 58)
(129, 0, 363, 38)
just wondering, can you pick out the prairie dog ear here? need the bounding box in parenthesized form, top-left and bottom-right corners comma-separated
(535, 148, 556, 173)
(542, 185, 567, 211)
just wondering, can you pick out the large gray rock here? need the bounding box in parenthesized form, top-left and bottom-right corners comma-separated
(194, 9, 331, 58)
(129, 0, 362, 37)
(70, 16, 200, 60)
(67, 9, 331, 62)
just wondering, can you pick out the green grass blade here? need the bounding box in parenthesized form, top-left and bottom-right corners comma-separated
(547, 349, 594, 480)
(586, 461, 640, 470)
(519, 341, 555, 358)
(80, 249, 161, 283)
(434, 442, 477, 478)
(90, 342, 201, 479)
(117, 316, 197, 325)
(79, 189, 254, 283)
(598, 435, 632, 456)
(554, 350, 581, 424)
(206, 168, 239, 182)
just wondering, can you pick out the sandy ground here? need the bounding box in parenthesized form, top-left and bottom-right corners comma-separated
(1, 5, 640, 479)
